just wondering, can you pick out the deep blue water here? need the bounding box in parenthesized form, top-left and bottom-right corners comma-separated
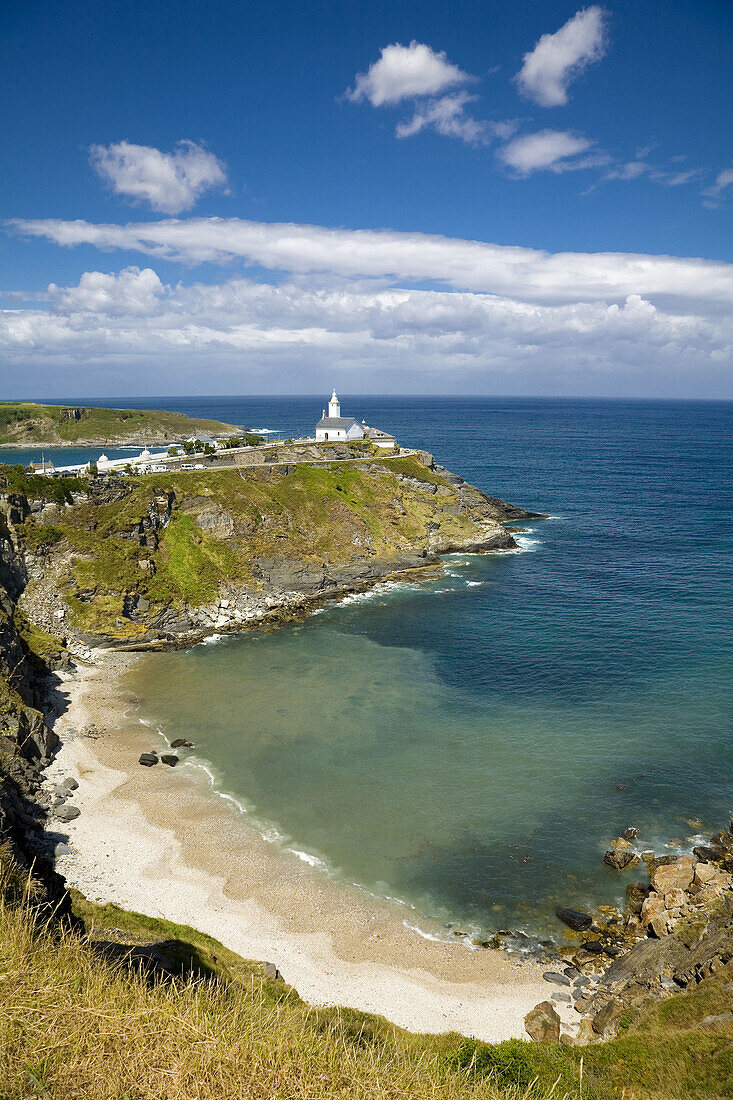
(21, 397, 733, 938)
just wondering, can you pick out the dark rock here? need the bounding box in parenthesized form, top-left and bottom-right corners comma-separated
(626, 881, 652, 915)
(603, 850, 640, 871)
(556, 907, 593, 932)
(263, 962, 280, 980)
(170, 738, 194, 749)
(160, 754, 179, 767)
(543, 971, 571, 986)
(54, 804, 80, 822)
(563, 966, 580, 981)
(138, 752, 158, 767)
(622, 827, 639, 840)
(524, 1001, 561, 1043)
(693, 845, 725, 864)
(62, 776, 79, 791)
(710, 832, 733, 852)
(581, 940, 605, 954)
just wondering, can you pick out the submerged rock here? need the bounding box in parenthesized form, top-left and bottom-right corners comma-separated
(170, 738, 194, 749)
(556, 907, 593, 932)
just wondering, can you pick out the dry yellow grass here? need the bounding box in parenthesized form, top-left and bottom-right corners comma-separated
(0, 872, 547, 1100)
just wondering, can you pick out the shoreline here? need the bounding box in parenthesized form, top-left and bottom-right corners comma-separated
(44, 650, 564, 1043)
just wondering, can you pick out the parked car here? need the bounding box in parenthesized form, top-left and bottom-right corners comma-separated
(180, 463, 195, 469)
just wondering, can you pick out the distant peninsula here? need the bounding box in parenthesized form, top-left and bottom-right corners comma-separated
(0, 402, 241, 447)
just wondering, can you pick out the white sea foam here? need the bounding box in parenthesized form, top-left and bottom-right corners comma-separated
(514, 535, 541, 551)
(198, 633, 226, 646)
(402, 920, 448, 943)
(287, 848, 329, 872)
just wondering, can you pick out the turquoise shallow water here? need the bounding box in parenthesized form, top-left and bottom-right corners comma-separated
(110, 397, 732, 942)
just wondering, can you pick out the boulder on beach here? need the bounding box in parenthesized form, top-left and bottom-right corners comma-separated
(524, 1001, 561, 1043)
(139, 752, 158, 767)
(543, 971, 571, 986)
(55, 804, 80, 822)
(62, 776, 79, 791)
(170, 738, 194, 749)
(556, 906, 593, 931)
(160, 754, 179, 767)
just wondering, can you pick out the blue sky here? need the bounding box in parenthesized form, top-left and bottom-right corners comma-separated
(1, 0, 732, 397)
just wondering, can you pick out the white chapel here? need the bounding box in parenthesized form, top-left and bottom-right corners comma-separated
(315, 390, 365, 442)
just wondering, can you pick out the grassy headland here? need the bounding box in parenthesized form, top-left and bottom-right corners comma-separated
(0, 401, 240, 446)
(16, 454, 518, 643)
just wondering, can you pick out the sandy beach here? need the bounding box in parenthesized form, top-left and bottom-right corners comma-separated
(44, 651, 561, 1043)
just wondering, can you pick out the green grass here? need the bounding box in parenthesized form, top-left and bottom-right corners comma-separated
(14, 609, 66, 664)
(45, 458, 482, 638)
(0, 402, 239, 445)
(16, 519, 64, 552)
(149, 511, 249, 605)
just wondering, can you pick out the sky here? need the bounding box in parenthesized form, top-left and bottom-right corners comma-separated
(1, 0, 732, 399)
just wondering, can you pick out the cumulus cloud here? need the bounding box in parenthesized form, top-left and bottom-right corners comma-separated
(498, 130, 596, 175)
(515, 6, 608, 107)
(1, 268, 729, 397)
(89, 140, 228, 214)
(344, 41, 492, 146)
(48, 266, 165, 315)
(10, 216, 733, 309)
(346, 41, 470, 106)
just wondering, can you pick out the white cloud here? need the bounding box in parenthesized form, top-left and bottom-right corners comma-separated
(9, 216, 733, 310)
(48, 266, 165, 315)
(1, 269, 730, 397)
(346, 41, 471, 106)
(704, 167, 733, 200)
(89, 140, 228, 214)
(515, 6, 608, 107)
(395, 93, 492, 144)
(498, 130, 594, 175)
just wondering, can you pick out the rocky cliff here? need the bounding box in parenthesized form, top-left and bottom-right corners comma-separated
(11, 452, 542, 648)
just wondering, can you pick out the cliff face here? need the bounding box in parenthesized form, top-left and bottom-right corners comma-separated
(13, 452, 542, 648)
(0, 499, 60, 888)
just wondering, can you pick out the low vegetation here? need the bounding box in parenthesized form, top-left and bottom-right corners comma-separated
(28, 457, 484, 638)
(0, 855, 731, 1099)
(0, 402, 238, 445)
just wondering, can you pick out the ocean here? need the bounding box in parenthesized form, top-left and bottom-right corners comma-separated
(19, 397, 733, 942)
